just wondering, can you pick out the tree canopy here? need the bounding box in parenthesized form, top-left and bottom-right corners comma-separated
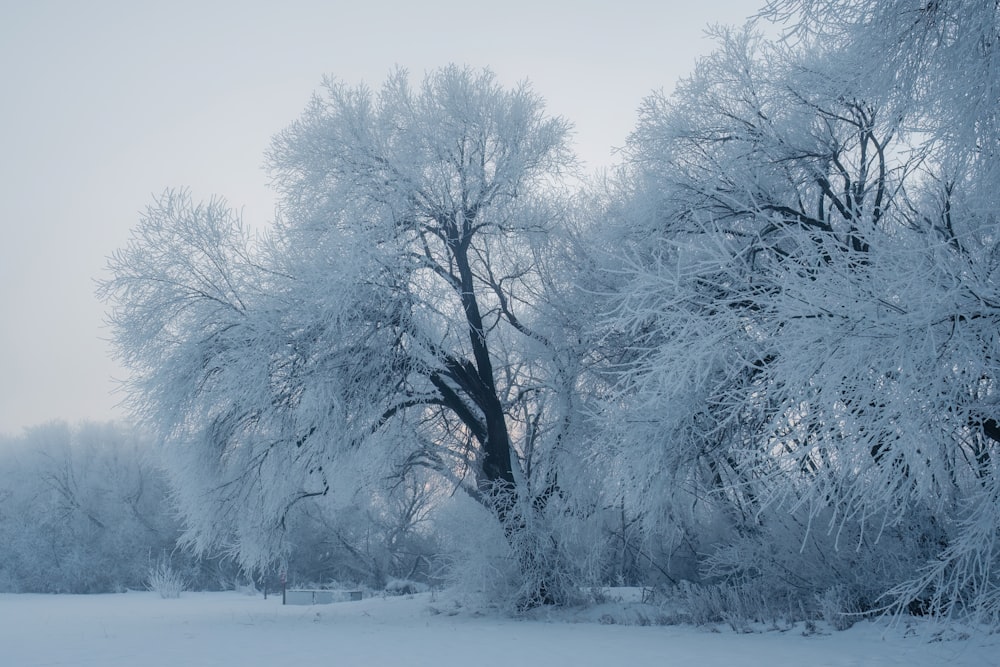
(103, 66, 583, 606)
(102, 2, 1000, 623)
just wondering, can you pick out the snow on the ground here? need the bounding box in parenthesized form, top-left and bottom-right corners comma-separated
(1, 590, 996, 667)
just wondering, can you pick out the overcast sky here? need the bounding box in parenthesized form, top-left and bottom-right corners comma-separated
(0, 0, 760, 436)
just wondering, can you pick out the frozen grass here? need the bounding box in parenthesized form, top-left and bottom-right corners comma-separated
(146, 561, 184, 599)
(0, 590, 996, 667)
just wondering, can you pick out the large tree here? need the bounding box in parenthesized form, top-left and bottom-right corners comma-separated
(102, 66, 580, 606)
(598, 14, 1000, 619)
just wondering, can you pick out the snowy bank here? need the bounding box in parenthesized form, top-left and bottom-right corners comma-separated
(1, 591, 996, 667)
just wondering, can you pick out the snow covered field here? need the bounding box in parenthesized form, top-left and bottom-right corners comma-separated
(1, 591, 996, 667)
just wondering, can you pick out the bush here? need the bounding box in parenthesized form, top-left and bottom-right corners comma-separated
(384, 578, 429, 596)
(147, 560, 185, 599)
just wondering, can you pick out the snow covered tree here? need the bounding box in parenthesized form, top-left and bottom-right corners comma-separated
(0, 421, 181, 593)
(598, 10, 1000, 620)
(281, 467, 442, 589)
(754, 0, 1000, 623)
(101, 66, 583, 607)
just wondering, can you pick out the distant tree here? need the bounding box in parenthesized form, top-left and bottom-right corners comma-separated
(101, 66, 584, 607)
(284, 469, 442, 589)
(0, 421, 180, 593)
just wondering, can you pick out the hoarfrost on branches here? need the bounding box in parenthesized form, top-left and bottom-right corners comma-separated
(595, 8, 1000, 620)
(101, 66, 587, 607)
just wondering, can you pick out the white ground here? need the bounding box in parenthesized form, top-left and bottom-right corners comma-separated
(1, 590, 996, 666)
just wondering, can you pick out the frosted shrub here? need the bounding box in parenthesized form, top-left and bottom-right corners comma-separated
(434, 495, 522, 611)
(434, 488, 599, 613)
(147, 560, 185, 599)
(699, 506, 937, 624)
(679, 579, 784, 631)
(384, 578, 428, 596)
(817, 585, 860, 631)
(235, 579, 258, 596)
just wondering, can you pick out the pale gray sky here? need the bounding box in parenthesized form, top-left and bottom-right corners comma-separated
(0, 0, 759, 436)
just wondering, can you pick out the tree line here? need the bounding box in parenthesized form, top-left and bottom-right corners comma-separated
(0, 421, 442, 593)
(87, 0, 1000, 622)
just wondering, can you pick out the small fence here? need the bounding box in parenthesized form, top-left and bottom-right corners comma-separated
(283, 589, 363, 605)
